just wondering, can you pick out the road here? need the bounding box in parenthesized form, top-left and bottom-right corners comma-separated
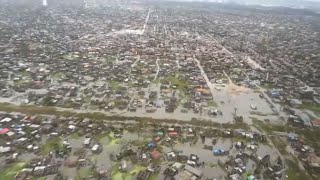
(141, 8, 151, 35)
(153, 59, 160, 81)
(131, 56, 140, 68)
(193, 57, 216, 103)
(176, 59, 181, 69)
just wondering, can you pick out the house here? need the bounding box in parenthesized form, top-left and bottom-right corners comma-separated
(153, 136, 161, 142)
(174, 170, 198, 180)
(311, 119, 320, 127)
(150, 150, 161, 160)
(288, 99, 302, 107)
(0, 146, 11, 153)
(307, 153, 320, 169)
(168, 132, 178, 136)
(288, 112, 312, 127)
(83, 137, 91, 147)
(147, 142, 157, 149)
(287, 133, 299, 142)
(0, 128, 10, 135)
(229, 174, 242, 180)
(0, 117, 12, 123)
(119, 160, 128, 171)
(268, 89, 281, 98)
(174, 165, 203, 180)
(91, 144, 102, 153)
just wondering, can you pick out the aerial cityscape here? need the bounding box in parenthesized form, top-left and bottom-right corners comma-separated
(0, 0, 319, 180)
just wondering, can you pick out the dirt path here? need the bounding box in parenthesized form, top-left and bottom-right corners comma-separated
(193, 57, 216, 102)
(153, 59, 160, 81)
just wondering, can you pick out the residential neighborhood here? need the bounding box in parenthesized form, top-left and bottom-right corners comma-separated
(0, 0, 319, 180)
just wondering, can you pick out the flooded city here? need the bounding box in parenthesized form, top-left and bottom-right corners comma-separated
(0, 0, 320, 180)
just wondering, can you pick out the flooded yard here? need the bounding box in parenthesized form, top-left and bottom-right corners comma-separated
(1, 118, 281, 180)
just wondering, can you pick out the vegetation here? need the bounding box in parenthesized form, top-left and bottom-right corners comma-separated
(77, 167, 93, 179)
(207, 100, 218, 107)
(41, 137, 61, 154)
(0, 103, 250, 130)
(107, 132, 120, 145)
(261, 83, 276, 89)
(0, 103, 73, 117)
(0, 162, 26, 180)
(51, 72, 65, 80)
(167, 75, 187, 92)
(299, 103, 320, 114)
(111, 165, 146, 180)
(252, 118, 320, 151)
(102, 56, 117, 64)
(69, 132, 80, 139)
(62, 53, 79, 60)
(269, 136, 288, 155)
(251, 118, 293, 134)
(250, 111, 268, 116)
(96, 132, 110, 140)
(149, 174, 159, 180)
(286, 159, 312, 180)
(109, 81, 121, 92)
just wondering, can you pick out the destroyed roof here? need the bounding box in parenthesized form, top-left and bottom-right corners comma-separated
(0, 128, 10, 134)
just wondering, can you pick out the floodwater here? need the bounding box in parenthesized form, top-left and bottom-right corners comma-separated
(170, 138, 232, 164)
(256, 144, 280, 162)
(15, 129, 280, 179)
(163, 138, 231, 178)
(211, 84, 276, 124)
(1, 78, 281, 125)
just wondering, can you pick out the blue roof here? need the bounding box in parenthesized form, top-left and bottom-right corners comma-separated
(213, 149, 224, 153)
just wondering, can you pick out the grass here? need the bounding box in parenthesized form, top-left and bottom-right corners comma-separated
(30, 177, 46, 180)
(261, 83, 276, 89)
(129, 165, 145, 175)
(153, 78, 160, 84)
(109, 81, 121, 92)
(207, 100, 218, 107)
(0, 102, 250, 129)
(111, 164, 145, 180)
(98, 132, 120, 146)
(0, 103, 74, 117)
(286, 159, 312, 180)
(251, 118, 292, 134)
(69, 133, 80, 139)
(252, 117, 320, 155)
(84, 96, 92, 103)
(167, 75, 187, 92)
(269, 136, 288, 155)
(78, 167, 93, 178)
(0, 162, 26, 180)
(17, 71, 31, 78)
(107, 132, 120, 146)
(250, 111, 268, 116)
(96, 132, 110, 140)
(149, 174, 159, 180)
(208, 163, 218, 168)
(13, 80, 30, 86)
(51, 72, 65, 80)
(101, 56, 116, 64)
(41, 137, 61, 154)
(62, 53, 79, 60)
(299, 103, 320, 114)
